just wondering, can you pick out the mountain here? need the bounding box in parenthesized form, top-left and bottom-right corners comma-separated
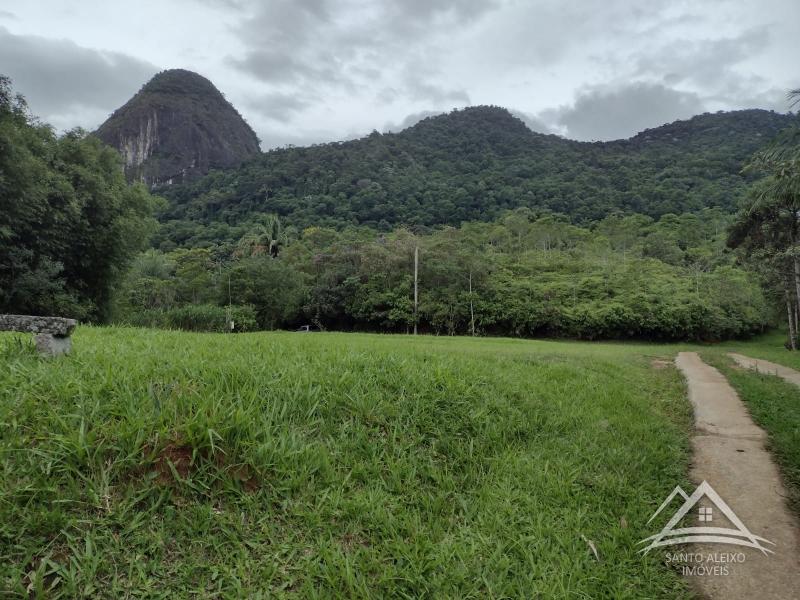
(95, 69, 260, 186)
(154, 105, 796, 248)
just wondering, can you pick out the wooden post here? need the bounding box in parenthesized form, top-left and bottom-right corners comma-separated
(413, 245, 419, 335)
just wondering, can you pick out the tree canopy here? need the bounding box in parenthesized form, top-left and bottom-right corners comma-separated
(0, 76, 158, 320)
(117, 210, 768, 341)
(153, 106, 795, 250)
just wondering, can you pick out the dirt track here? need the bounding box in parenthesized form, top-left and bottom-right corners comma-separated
(674, 352, 800, 599)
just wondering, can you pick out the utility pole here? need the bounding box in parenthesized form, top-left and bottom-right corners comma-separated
(469, 269, 475, 336)
(227, 273, 234, 332)
(413, 245, 419, 335)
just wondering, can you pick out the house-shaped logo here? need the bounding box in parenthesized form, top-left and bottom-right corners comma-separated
(638, 480, 774, 555)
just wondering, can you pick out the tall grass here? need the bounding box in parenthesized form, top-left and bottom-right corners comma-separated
(0, 328, 692, 597)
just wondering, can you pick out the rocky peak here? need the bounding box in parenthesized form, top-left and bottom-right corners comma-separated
(95, 69, 260, 187)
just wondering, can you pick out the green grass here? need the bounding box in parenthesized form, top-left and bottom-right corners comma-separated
(0, 328, 695, 598)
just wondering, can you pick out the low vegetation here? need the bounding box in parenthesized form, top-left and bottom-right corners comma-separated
(0, 328, 693, 598)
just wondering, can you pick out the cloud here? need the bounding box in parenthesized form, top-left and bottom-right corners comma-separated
(387, 0, 497, 23)
(510, 110, 555, 134)
(226, 0, 494, 109)
(194, 0, 245, 8)
(546, 82, 707, 141)
(635, 27, 771, 89)
(621, 24, 791, 114)
(2, 0, 796, 146)
(383, 110, 444, 132)
(405, 80, 469, 105)
(228, 49, 343, 86)
(243, 91, 313, 121)
(0, 27, 157, 130)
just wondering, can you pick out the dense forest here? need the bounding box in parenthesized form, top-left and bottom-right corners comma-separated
(154, 106, 795, 249)
(116, 209, 769, 341)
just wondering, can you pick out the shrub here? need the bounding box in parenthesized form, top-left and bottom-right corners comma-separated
(126, 304, 258, 332)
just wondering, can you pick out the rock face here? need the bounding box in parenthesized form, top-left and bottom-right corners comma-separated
(95, 69, 260, 187)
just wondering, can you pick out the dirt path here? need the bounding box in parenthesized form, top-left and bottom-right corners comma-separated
(728, 352, 800, 388)
(674, 352, 800, 599)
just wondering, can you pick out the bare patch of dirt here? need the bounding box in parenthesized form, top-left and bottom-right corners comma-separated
(650, 358, 672, 370)
(228, 464, 260, 492)
(152, 443, 194, 484)
(340, 532, 370, 553)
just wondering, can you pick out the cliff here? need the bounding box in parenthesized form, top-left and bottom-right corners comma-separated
(95, 69, 260, 186)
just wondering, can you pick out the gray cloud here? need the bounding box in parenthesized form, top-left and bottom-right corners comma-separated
(1, 0, 797, 145)
(0, 27, 157, 131)
(227, 0, 492, 109)
(387, 0, 497, 23)
(228, 49, 343, 86)
(383, 110, 444, 132)
(510, 110, 555, 135)
(194, 0, 245, 8)
(244, 91, 314, 121)
(635, 27, 771, 89)
(405, 80, 469, 105)
(236, 0, 330, 48)
(546, 83, 707, 141)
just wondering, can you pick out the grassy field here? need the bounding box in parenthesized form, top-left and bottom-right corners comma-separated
(1, 328, 700, 598)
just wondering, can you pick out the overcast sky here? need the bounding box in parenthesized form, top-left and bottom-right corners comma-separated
(1, 0, 797, 148)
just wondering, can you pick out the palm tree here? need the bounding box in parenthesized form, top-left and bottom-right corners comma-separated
(235, 214, 287, 259)
(747, 88, 800, 168)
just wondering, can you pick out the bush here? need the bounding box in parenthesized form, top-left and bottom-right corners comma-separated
(125, 304, 258, 332)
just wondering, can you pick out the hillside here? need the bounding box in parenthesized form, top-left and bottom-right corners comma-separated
(154, 106, 795, 247)
(95, 69, 260, 186)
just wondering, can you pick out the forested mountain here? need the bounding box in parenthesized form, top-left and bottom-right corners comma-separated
(95, 69, 260, 187)
(155, 106, 795, 248)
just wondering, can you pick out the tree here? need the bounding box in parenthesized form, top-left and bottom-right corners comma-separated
(224, 256, 306, 329)
(0, 76, 158, 320)
(235, 214, 288, 259)
(730, 94, 800, 349)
